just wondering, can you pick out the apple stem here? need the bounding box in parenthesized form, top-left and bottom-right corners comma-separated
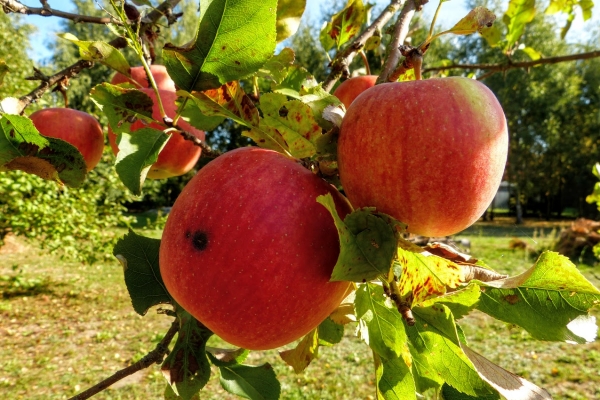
(359, 51, 371, 75)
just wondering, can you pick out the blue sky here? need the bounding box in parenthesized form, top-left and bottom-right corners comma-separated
(18, 0, 600, 64)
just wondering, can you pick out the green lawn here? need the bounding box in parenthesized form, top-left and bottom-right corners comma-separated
(1, 221, 599, 400)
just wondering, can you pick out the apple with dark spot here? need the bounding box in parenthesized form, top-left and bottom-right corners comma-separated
(108, 88, 205, 179)
(333, 75, 378, 109)
(111, 65, 176, 91)
(29, 108, 104, 172)
(338, 77, 509, 237)
(159, 147, 352, 350)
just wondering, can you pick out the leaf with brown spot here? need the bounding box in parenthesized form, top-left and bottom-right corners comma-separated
(445, 7, 496, 36)
(396, 241, 463, 307)
(279, 328, 318, 373)
(206, 347, 249, 367)
(161, 309, 213, 399)
(320, 0, 373, 50)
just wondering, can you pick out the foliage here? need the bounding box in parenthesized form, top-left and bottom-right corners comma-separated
(0, 12, 36, 103)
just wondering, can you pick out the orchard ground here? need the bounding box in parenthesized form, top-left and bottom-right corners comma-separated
(1, 219, 599, 400)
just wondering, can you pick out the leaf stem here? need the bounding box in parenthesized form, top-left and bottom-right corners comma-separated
(427, 0, 444, 42)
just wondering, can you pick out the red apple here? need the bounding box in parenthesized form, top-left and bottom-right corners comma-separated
(111, 65, 176, 91)
(333, 75, 378, 109)
(108, 89, 205, 179)
(159, 147, 352, 350)
(338, 77, 509, 237)
(29, 108, 104, 172)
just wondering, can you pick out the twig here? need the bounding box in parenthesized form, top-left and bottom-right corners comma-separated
(422, 50, 600, 79)
(68, 319, 179, 400)
(178, 129, 222, 158)
(322, 0, 406, 92)
(0, 0, 121, 24)
(378, 0, 427, 83)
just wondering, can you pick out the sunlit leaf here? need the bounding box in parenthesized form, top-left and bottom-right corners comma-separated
(58, 33, 130, 75)
(206, 347, 249, 367)
(520, 46, 543, 60)
(420, 283, 481, 319)
(276, 0, 306, 42)
(273, 65, 317, 98)
(444, 7, 496, 36)
(321, 0, 373, 50)
(374, 352, 416, 400)
(476, 251, 600, 343)
(318, 317, 344, 346)
(112, 229, 171, 315)
(279, 328, 318, 373)
(503, 0, 536, 51)
(219, 363, 281, 400)
(257, 48, 296, 84)
(90, 83, 154, 134)
(164, 0, 277, 92)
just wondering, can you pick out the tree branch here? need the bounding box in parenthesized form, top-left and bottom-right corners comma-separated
(422, 50, 600, 78)
(0, 0, 121, 24)
(68, 319, 179, 400)
(322, 0, 406, 92)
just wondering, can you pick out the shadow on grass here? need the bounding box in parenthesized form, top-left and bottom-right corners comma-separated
(0, 267, 64, 299)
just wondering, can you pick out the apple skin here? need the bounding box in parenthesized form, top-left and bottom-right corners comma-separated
(338, 77, 509, 237)
(111, 65, 176, 92)
(333, 75, 378, 109)
(159, 147, 352, 350)
(29, 108, 104, 172)
(108, 89, 205, 179)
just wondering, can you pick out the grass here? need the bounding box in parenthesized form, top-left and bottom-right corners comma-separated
(0, 220, 599, 400)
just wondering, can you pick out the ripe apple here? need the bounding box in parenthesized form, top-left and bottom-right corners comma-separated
(159, 147, 352, 350)
(338, 77, 509, 237)
(333, 75, 378, 109)
(108, 89, 205, 179)
(29, 108, 104, 172)
(111, 65, 176, 91)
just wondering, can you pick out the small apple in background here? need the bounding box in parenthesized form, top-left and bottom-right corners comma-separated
(333, 75, 378, 109)
(29, 108, 104, 172)
(159, 147, 352, 350)
(338, 77, 509, 237)
(108, 89, 205, 179)
(111, 65, 176, 92)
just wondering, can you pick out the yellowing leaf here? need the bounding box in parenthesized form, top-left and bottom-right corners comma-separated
(276, 0, 306, 42)
(321, 0, 372, 50)
(446, 7, 497, 36)
(279, 329, 318, 373)
(58, 33, 130, 75)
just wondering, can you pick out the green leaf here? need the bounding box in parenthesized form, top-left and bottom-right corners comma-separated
(207, 347, 249, 367)
(219, 363, 281, 400)
(272, 65, 316, 98)
(0, 114, 86, 188)
(480, 24, 503, 47)
(257, 48, 296, 85)
(299, 84, 344, 131)
(90, 83, 154, 134)
(113, 127, 170, 195)
(444, 7, 497, 36)
(476, 251, 600, 343)
(163, 0, 277, 92)
(321, 0, 372, 50)
(396, 243, 463, 306)
(162, 309, 213, 400)
(520, 46, 543, 60)
(420, 283, 481, 320)
(177, 81, 259, 129)
(276, 0, 306, 42)
(176, 97, 224, 132)
(408, 305, 493, 396)
(112, 229, 171, 316)
(374, 352, 416, 400)
(503, 0, 536, 51)
(355, 283, 407, 359)
(279, 328, 319, 373)
(58, 33, 130, 75)
(461, 345, 551, 400)
(317, 193, 400, 282)
(318, 317, 344, 346)
(441, 384, 500, 400)
(0, 61, 8, 87)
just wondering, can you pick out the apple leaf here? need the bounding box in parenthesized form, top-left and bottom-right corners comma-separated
(520, 46, 543, 61)
(329, 289, 357, 325)
(409, 342, 445, 393)
(90, 83, 154, 134)
(276, 0, 306, 42)
(112, 229, 171, 316)
(163, 0, 277, 92)
(0, 61, 8, 87)
(113, 127, 171, 195)
(318, 193, 401, 282)
(320, 0, 372, 51)
(460, 345, 551, 400)
(396, 242, 463, 307)
(545, 0, 593, 38)
(355, 283, 407, 360)
(476, 251, 600, 343)
(502, 0, 536, 51)
(441, 384, 501, 400)
(0, 114, 86, 188)
(408, 305, 493, 397)
(318, 317, 344, 346)
(420, 283, 481, 320)
(206, 347, 249, 367)
(279, 328, 318, 373)
(444, 7, 496, 36)
(177, 81, 259, 129)
(256, 48, 296, 85)
(373, 352, 416, 400)
(299, 84, 344, 131)
(58, 33, 130, 76)
(162, 309, 213, 400)
(480, 24, 503, 47)
(219, 363, 281, 400)
(272, 65, 317, 98)
(176, 97, 224, 132)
